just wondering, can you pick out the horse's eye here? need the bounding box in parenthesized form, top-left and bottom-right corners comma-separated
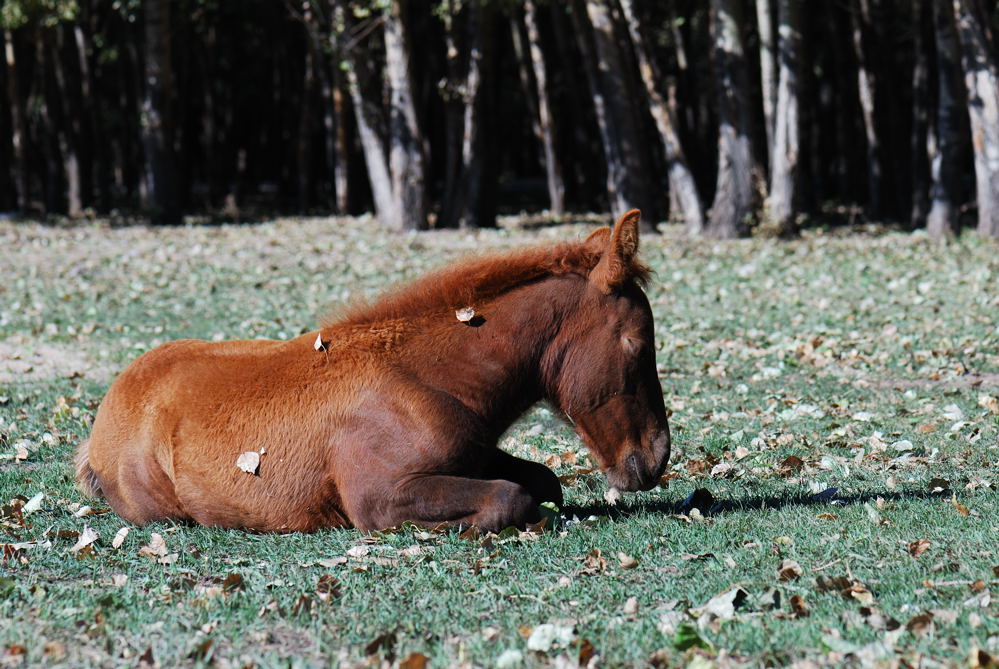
(621, 336, 643, 356)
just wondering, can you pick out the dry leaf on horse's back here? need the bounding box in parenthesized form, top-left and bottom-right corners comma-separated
(235, 451, 260, 475)
(138, 533, 167, 558)
(908, 539, 931, 558)
(398, 652, 429, 669)
(70, 526, 98, 553)
(455, 306, 475, 322)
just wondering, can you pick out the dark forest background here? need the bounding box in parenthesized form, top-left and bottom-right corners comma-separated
(2, 0, 999, 238)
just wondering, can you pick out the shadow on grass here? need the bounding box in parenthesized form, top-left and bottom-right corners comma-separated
(563, 487, 959, 522)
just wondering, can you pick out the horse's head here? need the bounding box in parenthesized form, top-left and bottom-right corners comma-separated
(544, 210, 671, 493)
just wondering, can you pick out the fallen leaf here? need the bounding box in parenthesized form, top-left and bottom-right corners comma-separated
(776, 455, 804, 476)
(316, 574, 340, 602)
(847, 583, 875, 605)
(313, 332, 325, 351)
(346, 545, 370, 558)
(222, 573, 244, 592)
(617, 552, 639, 569)
(235, 451, 260, 475)
(908, 539, 931, 558)
(603, 487, 621, 506)
(138, 533, 168, 558)
(778, 558, 803, 582)
(693, 586, 748, 620)
(111, 527, 130, 549)
(950, 493, 969, 517)
(526, 623, 575, 652)
(399, 652, 428, 669)
(790, 594, 810, 617)
(21, 492, 44, 514)
(906, 612, 934, 636)
(70, 526, 98, 553)
(623, 596, 639, 615)
(580, 549, 607, 575)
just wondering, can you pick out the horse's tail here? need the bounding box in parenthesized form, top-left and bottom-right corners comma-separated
(74, 439, 103, 499)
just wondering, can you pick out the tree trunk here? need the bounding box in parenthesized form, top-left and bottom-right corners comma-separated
(384, 0, 427, 231)
(619, 0, 703, 232)
(756, 0, 777, 166)
(707, 0, 757, 238)
(763, 0, 800, 235)
(910, 0, 931, 229)
(296, 38, 315, 213)
(927, 0, 966, 238)
(4, 30, 28, 212)
(336, 7, 396, 227)
(75, 21, 108, 212)
(951, 0, 999, 238)
(141, 0, 181, 224)
(850, 0, 882, 219)
(50, 29, 83, 217)
(522, 0, 565, 217)
(577, 0, 656, 229)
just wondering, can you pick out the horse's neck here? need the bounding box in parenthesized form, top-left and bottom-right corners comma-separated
(401, 274, 581, 430)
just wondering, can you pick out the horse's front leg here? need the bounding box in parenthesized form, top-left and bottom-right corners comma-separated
(490, 450, 564, 508)
(354, 475, 540, 533)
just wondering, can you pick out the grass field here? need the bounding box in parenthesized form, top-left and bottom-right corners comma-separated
(1, 216, 998, 668)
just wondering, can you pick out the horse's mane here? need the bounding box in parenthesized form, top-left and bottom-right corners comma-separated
(322, 236, 649, 328)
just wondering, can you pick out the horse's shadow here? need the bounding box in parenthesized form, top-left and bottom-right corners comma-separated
(562, 487, 955, 522)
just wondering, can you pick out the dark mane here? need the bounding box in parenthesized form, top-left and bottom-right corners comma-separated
(322, 237, 649, 328)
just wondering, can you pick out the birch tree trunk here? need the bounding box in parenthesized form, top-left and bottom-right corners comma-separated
(141, 0, 181, 224)
(522, 0, 564, 217)
(756, 0, 777, 166)
(927, 0, 966, 238)
(708, 0, 757, 238)
(763, 0, 800, 235)
(951, 0, 999, 238)
(384, 0, 427, 231)
(619, 0, 703, 232)
(335, 5, 399, 228)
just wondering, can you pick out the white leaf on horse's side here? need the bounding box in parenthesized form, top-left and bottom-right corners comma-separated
(313, 332, 325, 351)
(70, 526, 99, 553)
(455, 306, 475, 322)
(236, 451, 260, 475)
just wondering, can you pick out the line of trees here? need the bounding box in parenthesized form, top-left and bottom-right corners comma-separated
(2, 0, 999, 238)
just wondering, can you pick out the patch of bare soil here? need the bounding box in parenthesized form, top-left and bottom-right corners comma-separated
(0, 337, 115, 385)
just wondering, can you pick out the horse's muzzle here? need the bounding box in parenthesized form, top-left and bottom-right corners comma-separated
(609, 429, 671, 492)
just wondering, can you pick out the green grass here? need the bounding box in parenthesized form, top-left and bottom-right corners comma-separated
(2, 217, 998, 667)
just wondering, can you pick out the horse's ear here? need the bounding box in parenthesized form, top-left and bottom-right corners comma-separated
(590, 209, 642, 293)
(582, 226, 611, 254)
